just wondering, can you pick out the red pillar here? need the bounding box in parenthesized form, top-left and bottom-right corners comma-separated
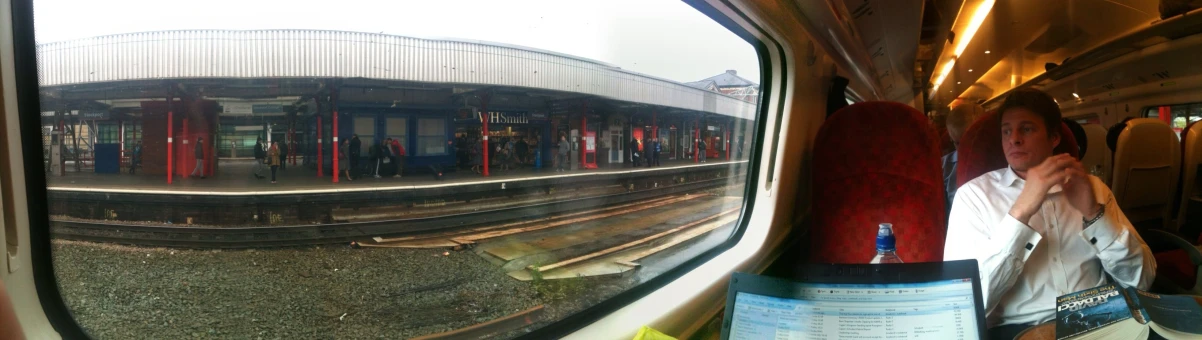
(182, 117, 189, 177)
(580, 112, 587, 169)
(693, 118, 699, 164)
(316, 99, 324, 177)
(167, 96, 174, 184)
(481, 93, 491, 177)
(332, 89, 340, 183)
(119, 120, 125, 161)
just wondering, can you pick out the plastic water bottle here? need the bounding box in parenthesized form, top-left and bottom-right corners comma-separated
(870, 223, 903, 264)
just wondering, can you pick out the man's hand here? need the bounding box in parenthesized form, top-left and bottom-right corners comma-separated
(1010, 154, 1077, 225)
(1062, 157, 1102, 219)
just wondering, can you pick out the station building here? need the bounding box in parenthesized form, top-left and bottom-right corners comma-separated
(36, 30, 758, 183)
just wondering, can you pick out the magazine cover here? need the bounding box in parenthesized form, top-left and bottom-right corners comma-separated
(1056, 284, 1132, 340)
(1131, 289, 1202, 335)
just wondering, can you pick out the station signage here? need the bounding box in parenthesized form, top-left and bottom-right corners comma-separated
(79, 111, 109, 119)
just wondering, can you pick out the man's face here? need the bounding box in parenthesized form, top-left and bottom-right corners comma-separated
(1001, 107, 1059, 172)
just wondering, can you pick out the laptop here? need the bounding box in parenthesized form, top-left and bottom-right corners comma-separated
(720, 260, 988, 340)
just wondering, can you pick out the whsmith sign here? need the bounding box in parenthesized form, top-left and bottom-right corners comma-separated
(462, 111, 547, 124)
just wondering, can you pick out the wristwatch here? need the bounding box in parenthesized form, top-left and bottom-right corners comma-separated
(1083, 203, 1105, 227)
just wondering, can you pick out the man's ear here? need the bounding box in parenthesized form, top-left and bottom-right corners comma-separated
(1051, 131, 1061, 149)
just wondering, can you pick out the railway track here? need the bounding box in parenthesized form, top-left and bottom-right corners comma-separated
(50, 177, 737, 248)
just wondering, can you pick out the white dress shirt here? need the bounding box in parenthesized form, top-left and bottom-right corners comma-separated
(944, 167, 1156, 328)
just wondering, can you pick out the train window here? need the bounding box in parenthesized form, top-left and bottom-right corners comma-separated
(31, 0, 761, 338)
(1144, 103, 1202, 136)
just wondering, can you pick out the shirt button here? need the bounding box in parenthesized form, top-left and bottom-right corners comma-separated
(1053, 257, 1058, 262)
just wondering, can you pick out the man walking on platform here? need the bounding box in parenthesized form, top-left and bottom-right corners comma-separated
(391, 137, 405, 177)
(190, 137, 206, 179)
(557, 135, 570, 172)
(349, 134, 362, 179)
(252, 137, 266, 179)
(129, 140, 142, 174)
(651, 138, 661, 167)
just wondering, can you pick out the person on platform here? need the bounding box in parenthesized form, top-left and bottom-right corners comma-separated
(636, 136, 644, 167)
(517, 137, 529, 166)
(253, 137, 266, 179)
(129, 140, 142, 174)
(349, 134, 362, 179)
(391, 137, 405, 177)
(279, 138, 288, 171)
(372, 139, 386, 179)
(651, 137, 662, 167)
(557, 135, 570, 172)
(943, 88, 1155, 340)
(698, 137, 707, 163)
(268, 141, 281, 184)
(190, 137, 206, 179)
(943, 102, 987, 213)
(472, 137, 483, 174)
(339, 139, 352, 181)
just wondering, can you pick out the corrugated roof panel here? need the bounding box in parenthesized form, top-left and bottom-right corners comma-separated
(36, 30, 756, 119)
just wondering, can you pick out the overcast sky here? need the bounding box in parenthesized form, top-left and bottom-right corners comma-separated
(32, 0, 760, 84)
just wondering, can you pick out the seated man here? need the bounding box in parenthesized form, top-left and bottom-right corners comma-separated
(944, 88, 1155, 340)
(943, 102, 987, 213)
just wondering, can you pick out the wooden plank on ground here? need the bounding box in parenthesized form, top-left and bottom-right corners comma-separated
(410, 305, 545, 340)
(482, 197, 719, 261)
(368, 194, 690, 244)
(533, 207, 740, 272)
(613, 214, 739, 264)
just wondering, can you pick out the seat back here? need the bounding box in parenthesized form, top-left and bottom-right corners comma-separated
(1113, 118, 1181, 228)
(811, 102, 945, 263)
(1177, 120, 1202, 231)
(956, 111, 1079, 187)
(1081, 123, 1112, 186)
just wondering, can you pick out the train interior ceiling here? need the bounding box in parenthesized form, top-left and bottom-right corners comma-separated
(5, 0, 1202, 339)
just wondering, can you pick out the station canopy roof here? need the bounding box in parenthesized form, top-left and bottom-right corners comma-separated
(36, 30, 758, 120)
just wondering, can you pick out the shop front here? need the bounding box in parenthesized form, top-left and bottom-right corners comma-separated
(454, 110, 551, 169)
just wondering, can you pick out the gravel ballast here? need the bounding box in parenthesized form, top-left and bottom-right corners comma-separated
(52, 240, 635, 339)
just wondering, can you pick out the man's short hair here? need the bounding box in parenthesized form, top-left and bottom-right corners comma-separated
(947, 103, 986, 131)
(998, 88, 1062, 136)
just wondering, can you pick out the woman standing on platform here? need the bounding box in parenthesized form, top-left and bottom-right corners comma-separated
(339, 139, 352, 181)
(268, 141, 280, 184)
(472, 137, 483, 174)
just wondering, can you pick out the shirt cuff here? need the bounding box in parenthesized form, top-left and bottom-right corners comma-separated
(1080, 211, 1124, 251)
(997, 214, 1043, 262)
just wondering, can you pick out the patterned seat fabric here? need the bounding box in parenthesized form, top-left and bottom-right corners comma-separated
(811, 102, 946, 264)
(956, 110, 1079, 187)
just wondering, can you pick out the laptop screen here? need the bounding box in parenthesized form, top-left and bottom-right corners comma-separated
(728, 278, 980, 339)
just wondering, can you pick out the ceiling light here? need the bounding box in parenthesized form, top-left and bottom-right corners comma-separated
(968, 69, 974, 73)
(930, 0, 996, 96)
(985, 50, 991, 54)
(1072, 93, 1080, 99)
(957, 82, 962, 85)
(953, 0, 995, 57)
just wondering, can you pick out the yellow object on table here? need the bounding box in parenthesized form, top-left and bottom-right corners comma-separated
(633, 326, 677, 340)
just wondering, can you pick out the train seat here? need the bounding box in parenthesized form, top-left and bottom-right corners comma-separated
(1176, 121, 1202, 234)
(1081, 123, 1112, 185)
(810, 101, 945, 263)
(956, 110, 1079, 188)
(1112, 118, 1180, 230)
(1062, 119, 1088, 160)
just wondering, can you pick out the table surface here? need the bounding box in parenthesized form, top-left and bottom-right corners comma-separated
(1015, 295, 1202, 340)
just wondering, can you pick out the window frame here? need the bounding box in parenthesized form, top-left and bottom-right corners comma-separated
(9, 0, 775, 338)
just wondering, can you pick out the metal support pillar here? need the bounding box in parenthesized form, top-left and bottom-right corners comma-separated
(332, 88, 340, 183)
(480, 93, 491, 177)
(167, 96, 174, 184)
